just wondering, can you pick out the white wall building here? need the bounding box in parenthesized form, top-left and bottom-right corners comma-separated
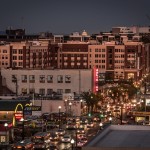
(1, 68, 92, 96)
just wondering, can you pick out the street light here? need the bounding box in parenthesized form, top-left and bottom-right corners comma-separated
(65, 99, 68, 120)
(120, 104, 123, 125)
(71, 139, 75, 150)
(69, 102, 72, 116)
(109, 117, 112, 124)
(99, 122, 103, 130)
(80, 99, 83, 115)
(20, 118, 25, 140)
(4, 123, 8, 148)
(58, 106, 61, 129)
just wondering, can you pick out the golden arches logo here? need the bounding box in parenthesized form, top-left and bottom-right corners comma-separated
(13, 103, 30, 126)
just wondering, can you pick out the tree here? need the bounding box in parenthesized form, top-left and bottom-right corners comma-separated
(81, 92, 102, 115)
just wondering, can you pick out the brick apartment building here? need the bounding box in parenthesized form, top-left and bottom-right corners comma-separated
(0, 27, 149, 95)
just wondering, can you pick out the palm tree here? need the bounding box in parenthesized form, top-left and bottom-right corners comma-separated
(81, 91, 103, 115)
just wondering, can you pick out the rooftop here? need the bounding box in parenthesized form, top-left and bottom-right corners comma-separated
(83, 125, 150, 150)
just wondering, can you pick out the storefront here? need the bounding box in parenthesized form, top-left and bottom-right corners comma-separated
(133, 111, 150, 124)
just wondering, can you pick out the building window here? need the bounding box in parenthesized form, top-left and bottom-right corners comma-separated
(29, 88, 35, 94)
(57, 75, 63, 83)
(13, 49, 17, 54)
(13, 56, 17, 60)
(3, 50, 7, 53)
(19, 49, 23, 54)
(12, 62, 17, 67)
(47, 89, 53, 95)
(39, 89, 45, 95)
(39, 75, 45, 83)
(47, 75, 53, 83)
(12, 75, 17, 83)
(18, 62, 23, 66)
(21, 75, 27, 83)
(65, 75, 71, 83)
(21, 88, 27, 94)
(57, 89, 63, 94)
(65, 89, 71, 93)
(29, 75, 35, 83)
(19, 56, 23, 60)
(127, 73, 134, 79)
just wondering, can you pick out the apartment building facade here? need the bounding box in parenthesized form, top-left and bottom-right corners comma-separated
(0, 44, 10, 68)
(58, 43, 89, 69)
(88, 41, 144, 83)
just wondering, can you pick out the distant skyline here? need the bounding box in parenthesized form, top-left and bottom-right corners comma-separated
(0, 0, 150, 34)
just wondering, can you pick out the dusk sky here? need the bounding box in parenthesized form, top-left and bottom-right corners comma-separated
(0, 0, 150, 34)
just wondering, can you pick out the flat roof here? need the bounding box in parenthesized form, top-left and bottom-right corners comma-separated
(83, 125, 150, 150)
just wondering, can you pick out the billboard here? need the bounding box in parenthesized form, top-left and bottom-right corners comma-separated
(63, 93, 74, 100)
(146, 99, 150, 106)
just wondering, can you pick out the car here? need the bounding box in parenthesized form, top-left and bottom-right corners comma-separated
(49, 144, 59, 150)
(77, 140, 86, 147)
(50, 133, 59, 141)
(66, 123, 76, 130)
(87, 122, 94, 127)
(77, 134, 86, 140)
(61, 135, 71, 143)
(80, 137, 88, 143)
(12, 139, 34, 150)
(76, 127, 85, 134)
(47, 122, 57, 129)
(55, 129, 65, 136)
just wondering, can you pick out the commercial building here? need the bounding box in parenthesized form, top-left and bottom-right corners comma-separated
(1, 68, 92, 96)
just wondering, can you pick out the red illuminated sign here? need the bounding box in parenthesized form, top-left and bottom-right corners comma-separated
(93, 67, 99, 93)
(14, 113, 23, 120)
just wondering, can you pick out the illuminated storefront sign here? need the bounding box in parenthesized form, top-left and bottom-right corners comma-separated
(93, 68, 99, 93)
(14, 113, 23, 120)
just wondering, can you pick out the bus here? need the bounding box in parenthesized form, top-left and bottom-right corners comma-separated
(31, 132, 50, 149)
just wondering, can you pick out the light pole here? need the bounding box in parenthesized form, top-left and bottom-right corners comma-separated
(109, 117, 112, 124)
(40, 95, 43, 114)
(58, 106, 61, 129)
(20, 118, 25, 140)
(4, 123, 8, 149)
(80, 99, 83, 115)
(65, 99, 68, 121)
(71, 139, 75, 150)
(99, 122, 103, 130)
(75, 120, 78, 149)
(120, 104, 123, 125)
(69, 102, 72, 117)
